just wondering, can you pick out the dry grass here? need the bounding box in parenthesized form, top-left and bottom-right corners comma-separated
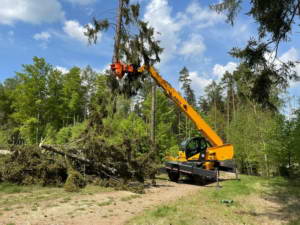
(0, 182, 113, 211)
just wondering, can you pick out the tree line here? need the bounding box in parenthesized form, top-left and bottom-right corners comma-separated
(0, 56, 299, 178)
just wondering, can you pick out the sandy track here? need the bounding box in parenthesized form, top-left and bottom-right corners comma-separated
(1, 179, 205, 225)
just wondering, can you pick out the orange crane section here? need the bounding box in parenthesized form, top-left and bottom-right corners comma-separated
(111, 62, 234, 170)
(141, 66, 224, 147)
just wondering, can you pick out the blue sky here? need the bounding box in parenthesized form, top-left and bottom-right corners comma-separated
(0, 0, 299, 111)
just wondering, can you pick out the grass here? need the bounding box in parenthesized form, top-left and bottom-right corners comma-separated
(0, 182, 113, 210)
(97, 199, 114, 207)
(151, 205, 177, 217)
(127, 175, 300, 225)
(0, 182, 31, 194)
(120, 194, 141, 202)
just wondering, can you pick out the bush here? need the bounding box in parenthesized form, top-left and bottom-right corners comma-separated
(64, 169, 86, 192)
(0, 146, 67, 185)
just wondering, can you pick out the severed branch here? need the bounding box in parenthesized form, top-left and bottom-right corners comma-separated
(39, 142, 118, 178)
(39, 143, 90, 164)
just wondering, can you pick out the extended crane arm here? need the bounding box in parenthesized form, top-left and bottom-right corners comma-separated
(111, 62, 233, 165)
(111, 63, 224, 147)
(139, 66, 224, 147)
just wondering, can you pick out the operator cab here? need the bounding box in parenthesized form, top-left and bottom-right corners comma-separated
(180, 137, 208, 161)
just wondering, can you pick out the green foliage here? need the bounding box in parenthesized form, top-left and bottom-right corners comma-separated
(213, 0, 300, 44)
(0, 51, 298, 190)
(0, 146, 67, 185)
(226, 103, 282, 175)
(142, 89, 178, 158)
(64, 170, 86, 192)
(230, 42, 297, 109)
(85, 0, 163, 98)
(55, 127, 72, 144)
(0, 57, 99, 145)
(212, 1, 299, 110)
(179, 67, 196, 107)
(129, 175, 300, 225)
(200, 64, 300, 177)
(85, 1, 162, 66)
(0, 129, 9, 148)
(151, 205, 177, 218)
(0, 182, 24, 194)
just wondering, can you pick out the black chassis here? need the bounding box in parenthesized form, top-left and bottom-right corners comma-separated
(165, 160, 235, 180)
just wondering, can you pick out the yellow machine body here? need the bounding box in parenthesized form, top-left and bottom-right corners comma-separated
(111, 63, 234, 173)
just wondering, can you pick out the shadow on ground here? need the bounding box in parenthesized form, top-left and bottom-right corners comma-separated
(262, 178, 300, 225)
(237, 177, 300, 225)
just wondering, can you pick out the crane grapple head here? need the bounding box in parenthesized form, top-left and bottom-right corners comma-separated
(111, 62, 135, 79)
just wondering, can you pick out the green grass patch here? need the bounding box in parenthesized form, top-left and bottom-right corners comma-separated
(0, 182, 29, 194)
(97, 200, 113, 207)
(120, 194, 141, 202)
(3, 207, 13, 211)
(208, 175, 266, 203)
(0, 183, 112, 208)
(151, 205, 177, 217)
(127, 175, 300, 225)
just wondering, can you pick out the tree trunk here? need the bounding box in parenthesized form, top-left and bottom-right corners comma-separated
(232, 85, 236, 121)
(185, 116, 188, 139)
(214, 100, 217, 130)
(227, 88, 230, 141)
(178, 111, 181, 139)
(150, 82, 157, 185)
(112, 0, 123, 63)
(264, 153, 269, 177)
(150, 82, 156, 151)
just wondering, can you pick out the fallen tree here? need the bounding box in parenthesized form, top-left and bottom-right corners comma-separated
(0, 75, 159, 193)
(0, 145, 67, 186)
(0, 0, 162, 192)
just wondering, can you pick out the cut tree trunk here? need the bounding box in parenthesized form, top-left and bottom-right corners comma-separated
(150, 82, 156, 150)
(39, 143, 117, 177)
(112, 0, 123, 63)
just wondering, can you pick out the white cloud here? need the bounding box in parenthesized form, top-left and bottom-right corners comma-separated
(144, 0, 182, 63)
(189, 71, 212, 95)
(279, 48, 300, 87)
(280, 47, 299, 63)
(184, 0, 225, 29)
(143, 0, 224, 65)
(33, 32, 51, 41)
(264, 48, 300, 87)
(0, 0, 64, 25)
(64, 0, 96, 5)
(63, 20, 97, 44)
(179, 34, 206, 57)
(213, 62, 238, 80)
(56, 66, 69, 74)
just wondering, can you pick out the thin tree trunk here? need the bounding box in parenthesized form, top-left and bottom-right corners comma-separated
(227, 88, 230, 141)
(232, 87, 236, 121)
(36, 112, 40, 144)
(264, 153, 269, 177)
(112, 0, 123, 63)
(178, 111, 181, 138)
(150, 82, 157, 185)
(150, 82, 156, 150)
(214, 100, 217, 130)
(185, 116, 188, 139)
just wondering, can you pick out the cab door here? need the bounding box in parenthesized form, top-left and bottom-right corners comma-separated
(184, 137, 207, 161)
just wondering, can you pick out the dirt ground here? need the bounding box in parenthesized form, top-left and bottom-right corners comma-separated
(1, 178, 204, 225)
(1, 173, 292, 225)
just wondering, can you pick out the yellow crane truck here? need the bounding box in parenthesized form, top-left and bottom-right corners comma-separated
(111, 62, 235, 182)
